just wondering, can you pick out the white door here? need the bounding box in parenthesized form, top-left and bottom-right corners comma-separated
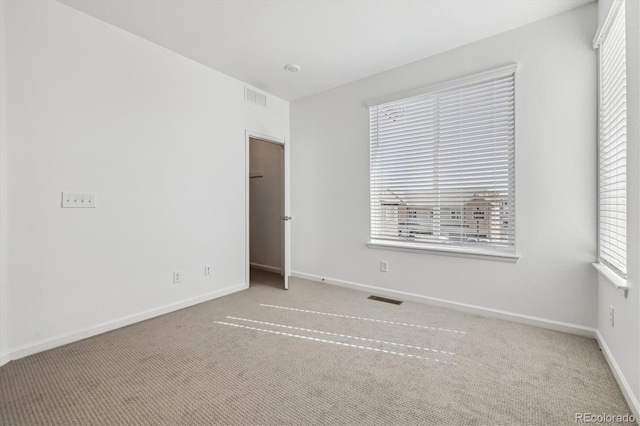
(282, 139, 290, 290)
(281, 211, 290, 290)
(280, 143, 291, 290)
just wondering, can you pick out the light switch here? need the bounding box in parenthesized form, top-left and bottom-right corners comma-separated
(61, 192, 96, 208)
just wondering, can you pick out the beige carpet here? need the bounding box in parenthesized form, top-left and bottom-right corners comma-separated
(0, 269, 635, 425)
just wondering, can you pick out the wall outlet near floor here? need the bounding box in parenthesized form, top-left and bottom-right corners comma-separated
(380, 260, 388, 272)
(173, 271, 183, 284)
(609, 305, 615, 327)
(205, 265, 212, 276)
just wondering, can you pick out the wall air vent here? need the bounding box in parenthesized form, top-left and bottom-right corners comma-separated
(245, 86, 267, 108)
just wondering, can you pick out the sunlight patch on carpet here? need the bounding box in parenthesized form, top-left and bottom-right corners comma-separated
(226, 316, 456, 355)
(259, 304, 467, 334)
(213, 321, 457, 364)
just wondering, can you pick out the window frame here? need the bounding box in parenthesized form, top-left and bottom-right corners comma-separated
(594, 0, 627, 283)
(367, 65, 519, 262)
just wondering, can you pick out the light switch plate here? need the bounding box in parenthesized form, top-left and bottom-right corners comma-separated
(62, 192, 96, 208)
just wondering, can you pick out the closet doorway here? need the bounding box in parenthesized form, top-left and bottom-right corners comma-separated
(247, 135, 287, 289)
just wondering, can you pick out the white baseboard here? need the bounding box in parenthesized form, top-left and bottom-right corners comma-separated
(291, 271, 596, 338)
(596, 330, 640, 419)
(4, 283, 246, 363)
(0, 352, 9, 367)
(250, 262, 282, 274)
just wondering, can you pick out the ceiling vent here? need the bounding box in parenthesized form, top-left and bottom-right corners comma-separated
(245, 86, 267, 108)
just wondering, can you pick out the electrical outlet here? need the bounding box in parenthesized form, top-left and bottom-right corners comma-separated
(380, 260, 388, 272)
(205, 265, 212, 276)
(173, 271, 183, 284)
(609, 305, 615, 327)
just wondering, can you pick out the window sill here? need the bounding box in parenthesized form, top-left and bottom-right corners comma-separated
(592, 263, 629, 299)
(367, 240, 520, 263)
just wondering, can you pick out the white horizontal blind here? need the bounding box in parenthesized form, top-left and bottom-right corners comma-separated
(598, 1, 626, 277)
(370, 71, 515, 252)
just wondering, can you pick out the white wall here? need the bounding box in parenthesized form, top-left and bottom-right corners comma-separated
(291, 5, 597, 328)
(1, 0, 289, 359)
(598, 0, 615, 22)
(250, 138, 283, 272)
(0, 2, 8, 365)
(596, 0, 640, 417)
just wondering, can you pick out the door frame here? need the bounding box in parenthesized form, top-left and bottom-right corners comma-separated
(245, 130, 290, 290)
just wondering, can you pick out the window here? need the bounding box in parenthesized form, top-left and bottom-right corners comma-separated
(596, 1, 626, 278)
(369, 66, 516, 256)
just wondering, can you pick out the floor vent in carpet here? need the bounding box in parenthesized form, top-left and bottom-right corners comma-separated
(367, 295, 403, 305)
